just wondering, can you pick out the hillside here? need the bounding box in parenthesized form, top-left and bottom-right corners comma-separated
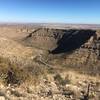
(0, 25, 99, 100)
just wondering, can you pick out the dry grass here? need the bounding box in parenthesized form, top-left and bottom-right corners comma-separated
(59, 70, 100, 85)
(0, 56, 47, 86)
(0, 37, 44, 66)
(0, 37, 48, 86)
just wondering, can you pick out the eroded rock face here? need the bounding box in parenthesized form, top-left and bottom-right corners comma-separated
(51, 29, 96, 54)
(23, 28, 100, 69)
(23, 28, 96, 52)
(24, 28, 65, 50)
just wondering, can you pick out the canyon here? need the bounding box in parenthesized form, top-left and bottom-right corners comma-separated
(0, 24, 99, 100)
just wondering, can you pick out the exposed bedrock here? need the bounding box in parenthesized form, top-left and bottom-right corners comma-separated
(51, 29, 96, 54)
(23, 28, 99, 54)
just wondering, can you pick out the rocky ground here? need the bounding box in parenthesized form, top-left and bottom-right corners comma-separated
(0, 71, 100, 100)
(0, 25, 99, 100)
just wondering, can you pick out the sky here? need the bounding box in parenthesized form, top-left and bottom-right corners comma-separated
(0, 0, 100, 24)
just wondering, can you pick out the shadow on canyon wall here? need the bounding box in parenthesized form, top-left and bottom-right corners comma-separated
(50, 30, 96, 54)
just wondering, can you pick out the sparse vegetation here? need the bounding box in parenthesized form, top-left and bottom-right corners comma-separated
(0, 57, 28, 85)
(0, 57, 46, 86)
(54, 74, 71, 86)
(0, 26, 99, 99)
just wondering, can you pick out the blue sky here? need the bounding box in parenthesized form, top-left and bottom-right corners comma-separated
(0, 0, 100, 24)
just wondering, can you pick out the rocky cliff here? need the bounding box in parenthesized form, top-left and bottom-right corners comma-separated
(23, 28, 100, 57)
(0, 26, 99, 100)
(23, 28, 100, 75)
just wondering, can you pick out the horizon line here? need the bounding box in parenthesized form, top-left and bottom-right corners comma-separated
(0, 21, 100, 25)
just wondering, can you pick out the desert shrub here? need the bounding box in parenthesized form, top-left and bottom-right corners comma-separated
(64, 74, 71, 84)
(26, 65, 43, 76)
(47, 67, 55, 74)
(23, 64, 49, 85)
(0, 57, 30, 85)
(0, 65, 28, 85)
(54, 74, 70, 86)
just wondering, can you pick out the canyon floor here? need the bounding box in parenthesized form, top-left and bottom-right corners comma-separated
(0, 24, 100, 100)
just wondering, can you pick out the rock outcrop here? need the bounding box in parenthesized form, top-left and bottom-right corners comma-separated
(23, 28, 98, 53)
(23, 28, 100, 75)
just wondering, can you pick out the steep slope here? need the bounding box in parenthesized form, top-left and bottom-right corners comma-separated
(23, 28, 66, 50)
(0, 27, 99, 100)
(23, 28, 96, 51)
(0, 37, 43, 66)
(23, 28, 100, 75)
